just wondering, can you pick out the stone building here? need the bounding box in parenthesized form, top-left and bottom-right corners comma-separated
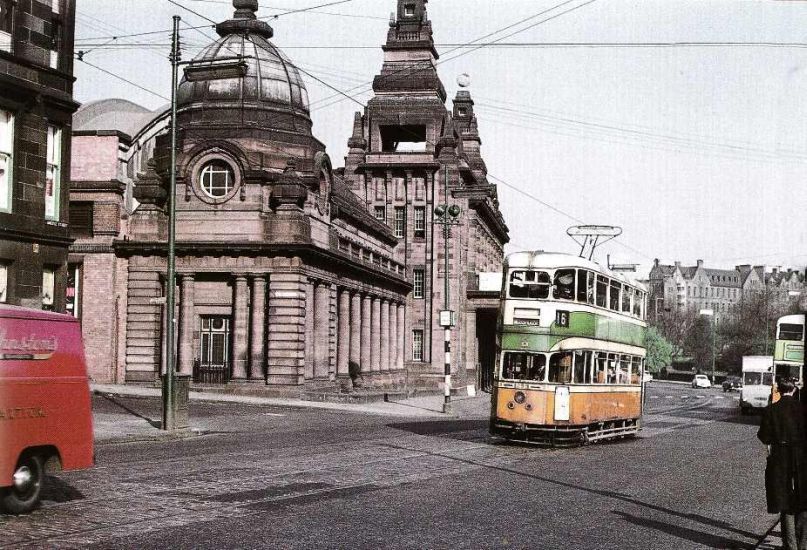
(0, 0, 77, 311)
(68, 0, 508, 394)
(648, 258, 804, 321)
(342, 0, 509, 389)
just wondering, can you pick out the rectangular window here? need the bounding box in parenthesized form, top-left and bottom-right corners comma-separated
(502, 351, 547, 382)
(576, 269, 588, 302)
(45, 125, 61, 220)
(0, 109, 12, 211)
(404, 3, 415, 16)
(621, 285, 631, 313)
(66, 263, 80, 317)
(413, 206, 425, 238)
(413, 268, 424, 299)
(374, 205, 386, 223)
(42, 268, 55, 310)
(412, 330, 424, 361)
(508, 270, 550, 299)
(0, 262, 7, 303)
(0, 1, 12, 52)
(49, 17, 61, 69)
(596, 275, 608, 308)
(394, 206, 405, 238)
(609, 279, 621, 311)
(69, 201, 93, 237)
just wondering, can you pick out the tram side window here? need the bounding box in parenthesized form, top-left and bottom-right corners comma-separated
(501, 352, 546, 381)
(630, 356, 642, 384)
(572, 350, 591, 383)
(553, 269, 575, 300)
(594, 352, 607, 383)
(609, 280, 621, 311)
(622, 285, 632, 314)
(607, 353, 619, 383)
(548, 352, 573, 383)
(576, 270, 588, 302)
(596, 275, 608, 308)
(618, 355, 631, 384)
(509, 270, 550, 299)
(632, 289, 642, 317)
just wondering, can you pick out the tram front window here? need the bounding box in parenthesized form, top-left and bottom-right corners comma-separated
(553, 269, 575, 300)
(501, 352, 546, 381)
(509, 270, 550, 299)
(549, 352, 573, 383)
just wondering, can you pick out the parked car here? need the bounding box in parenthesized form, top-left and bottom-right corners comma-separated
(692, 374, 712, 389)
(642, 372, 653, 383)
(721, 376, 742, 392)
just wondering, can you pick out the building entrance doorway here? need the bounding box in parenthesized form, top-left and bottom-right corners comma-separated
(194, 316, 230, 384)
(476, 308, 498, 392)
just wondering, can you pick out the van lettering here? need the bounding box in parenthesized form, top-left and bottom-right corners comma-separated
(0, 407, 47, 420)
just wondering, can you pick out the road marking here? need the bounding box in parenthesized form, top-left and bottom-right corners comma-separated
(649, 396, 659, 399)
(715, 396, 724, 399)
(665, 396, 674, 399)
(262, 413, 286, 417)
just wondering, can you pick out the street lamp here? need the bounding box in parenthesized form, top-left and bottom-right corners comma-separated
(699, 308, 715, 383)
(162, 16, 249, 430)
(434, 166, 461, 414)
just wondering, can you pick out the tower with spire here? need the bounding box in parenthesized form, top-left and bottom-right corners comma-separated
(342, 0, 509, 391)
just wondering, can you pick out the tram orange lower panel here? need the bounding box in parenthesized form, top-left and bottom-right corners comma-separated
(496, 387, 641, 426)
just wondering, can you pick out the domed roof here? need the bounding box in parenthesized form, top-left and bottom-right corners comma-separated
(177, 1, 309, 113)
(74, 99, 165, 137)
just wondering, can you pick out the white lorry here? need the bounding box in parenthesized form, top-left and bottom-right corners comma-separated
(740, 355, 773, 414)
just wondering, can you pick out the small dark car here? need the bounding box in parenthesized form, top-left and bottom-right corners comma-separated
(722, 376, 742, 392)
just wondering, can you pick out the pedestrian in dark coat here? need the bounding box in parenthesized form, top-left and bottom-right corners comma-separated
(758, 377, 807, 550)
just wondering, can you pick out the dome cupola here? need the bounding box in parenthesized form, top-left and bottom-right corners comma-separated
(177, 0, 310, 117)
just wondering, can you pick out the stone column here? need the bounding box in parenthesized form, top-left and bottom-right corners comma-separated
(304, 280, 315, 380)
(380, 299, 390, 372)
(314, 282, 331, 379)
(361, 294, 372, 376)
(232, 275, 249, 380)
(178, 275, 195, 375)
(371, 297, 381, 373)
(397, 304, 405, 370)
(250, 276, 266, 381)
(389, 301, 398, 375)
(350, 291, 362, 387)
(337, 287, 350, 388)
(465, 307, 478, 377)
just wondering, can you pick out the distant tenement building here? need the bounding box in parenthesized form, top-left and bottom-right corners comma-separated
(648, 259, 804, 320)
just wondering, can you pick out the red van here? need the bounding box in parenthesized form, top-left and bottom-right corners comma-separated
(0, 305, 93, 514)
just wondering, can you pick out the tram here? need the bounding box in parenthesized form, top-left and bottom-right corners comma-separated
(772, 314, 804, 401)
(490, 251, 648, 446)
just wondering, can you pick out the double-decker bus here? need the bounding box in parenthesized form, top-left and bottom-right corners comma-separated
(490, 251, 648, 446)
(772, 314, 804, 401)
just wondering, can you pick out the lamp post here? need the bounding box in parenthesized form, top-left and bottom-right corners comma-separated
(161, 15, 249, 430)
(434, 165, 461, 414)
(162, 15, 181, 431)
(699, 308, 715, 383)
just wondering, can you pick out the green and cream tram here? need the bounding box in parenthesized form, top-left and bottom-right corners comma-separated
(490, 251, 648, 446)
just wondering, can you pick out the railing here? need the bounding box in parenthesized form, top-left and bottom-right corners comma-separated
(193, 359, 230, 385)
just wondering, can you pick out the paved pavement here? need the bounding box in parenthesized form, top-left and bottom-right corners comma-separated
(90, 383, 485, 444)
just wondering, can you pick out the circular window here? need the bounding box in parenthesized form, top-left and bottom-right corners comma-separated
(199, 160, 235, 198)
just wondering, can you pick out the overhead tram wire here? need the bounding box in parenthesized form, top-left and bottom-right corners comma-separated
(76, 58, 171, 101)
(308, 0, 600, 112)
(473, 102, 807, 164)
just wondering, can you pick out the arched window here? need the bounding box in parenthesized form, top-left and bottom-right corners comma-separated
(199, 160, 235, 198)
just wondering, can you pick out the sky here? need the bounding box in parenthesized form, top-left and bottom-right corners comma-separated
(73, 0, 807, 277)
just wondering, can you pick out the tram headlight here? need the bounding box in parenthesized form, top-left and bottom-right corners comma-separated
(514, 391, 526, 404)
(507, 401, 515, 409)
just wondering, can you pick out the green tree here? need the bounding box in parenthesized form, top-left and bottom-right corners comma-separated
(645, 326, 674, 373)
(685, 315, 713, 374)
